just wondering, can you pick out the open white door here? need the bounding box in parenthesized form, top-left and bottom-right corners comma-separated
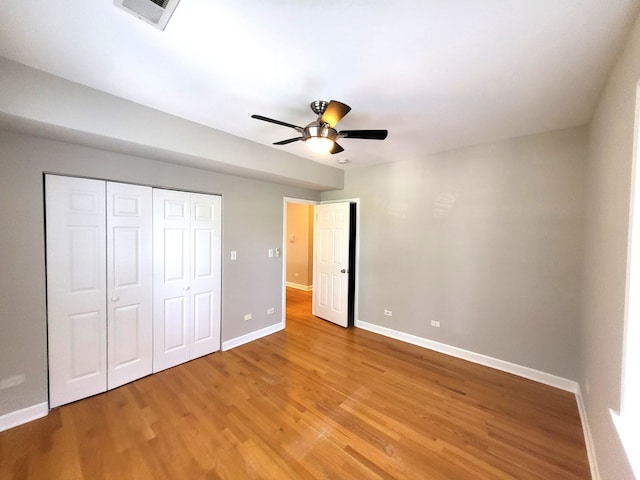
(313, 202, 351, 327)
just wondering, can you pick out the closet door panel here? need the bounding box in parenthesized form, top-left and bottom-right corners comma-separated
(153, 189, 191, 372)
(106, 182, 153, 389)
(190, 193, 221, 359)
(46, 175, 107, 408)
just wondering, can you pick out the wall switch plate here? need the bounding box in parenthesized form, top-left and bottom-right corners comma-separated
(268, 249, 274, 258)
(430, 320, 441, 328)
(267, 307, 275, 315)
(275, 247, 281, 257)
(244, 313, 252, 321)
(231, 250, 237, 260)
(384, 310, 392, 316)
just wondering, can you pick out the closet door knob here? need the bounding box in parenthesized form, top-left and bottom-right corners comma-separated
(110, 296, 120, 302)
(184, 286, 190, 291)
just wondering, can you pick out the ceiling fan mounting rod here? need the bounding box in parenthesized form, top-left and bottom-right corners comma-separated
(310, 100, 329, 116)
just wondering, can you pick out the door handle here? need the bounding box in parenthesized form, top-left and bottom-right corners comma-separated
(110, 296, 120, 302)
(341, 269, 348, 274)
(184, 286, 190, 291)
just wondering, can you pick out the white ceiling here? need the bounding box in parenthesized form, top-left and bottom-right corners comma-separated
(0, 0, 638, 169)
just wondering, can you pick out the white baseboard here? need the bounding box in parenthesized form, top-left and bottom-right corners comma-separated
(285, 282, 312, 292)
(222, 322, 284, 351)
(575, 387, 600, 480)
(0, 402, 48, 432)
(355, 320, 603, 476)
(355, 320, 579, 392)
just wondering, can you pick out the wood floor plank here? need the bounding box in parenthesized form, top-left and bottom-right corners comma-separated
(0, 288, 590, 479)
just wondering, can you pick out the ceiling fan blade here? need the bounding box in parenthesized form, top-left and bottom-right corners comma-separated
(320, 100, 351, 128)
(339, 129, 388, 140)
(329, 142, 345, 154)
(251, 114, 303, 132)
(273, 137, 303, 145)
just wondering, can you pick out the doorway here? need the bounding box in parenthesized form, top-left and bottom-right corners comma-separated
(282, 198, 360, 329)
(283, 199, 316, 327)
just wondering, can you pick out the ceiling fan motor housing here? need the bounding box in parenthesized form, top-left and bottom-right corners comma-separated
(304, 123, 337, 141)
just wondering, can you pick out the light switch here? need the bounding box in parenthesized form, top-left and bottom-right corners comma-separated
(268, 249, 274, 258)
(230, 250, 237, 260)
(275, 247, 281, 257)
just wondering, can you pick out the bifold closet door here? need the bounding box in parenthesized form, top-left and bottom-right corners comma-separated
(189, 193, 222, 359)
(46, 175, 108, 408)
(153, 189, 221, 373)
(47, 176, 153, 407)
(106, 182, 153, 389)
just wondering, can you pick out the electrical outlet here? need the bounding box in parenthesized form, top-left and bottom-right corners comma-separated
(430, 320, 441, 328)
(244, 313, 252, 321)
(267, 308, 275, 315)
(384, 310, 392, 316)
(0, 374, 25, 390)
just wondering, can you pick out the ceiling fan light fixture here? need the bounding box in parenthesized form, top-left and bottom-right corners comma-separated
(305, 136, 334, 154)
(251, 99, 388, 155)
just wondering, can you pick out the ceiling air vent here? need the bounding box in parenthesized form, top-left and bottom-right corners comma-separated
(114, 0, 181, 30)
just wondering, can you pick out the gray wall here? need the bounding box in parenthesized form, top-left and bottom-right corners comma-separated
(580, 11, 640, 480)
(323, 127, 586, 380)
(0, 129, 319, 417)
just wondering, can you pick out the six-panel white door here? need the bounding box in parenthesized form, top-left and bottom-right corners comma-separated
(47, 177, 221, 407)
(313, 202, 351, 327)
(153, 189, 221, 372)
(46, 175, 108, 408)
(190, 193, 222, 359)
(153, 189, 192, 371)
(106, 182, 153, 389)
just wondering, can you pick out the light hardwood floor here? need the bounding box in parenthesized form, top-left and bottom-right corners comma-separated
(0, 288, 590, 479)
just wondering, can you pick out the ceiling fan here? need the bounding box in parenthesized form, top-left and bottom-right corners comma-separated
(251, 100, 388, 155)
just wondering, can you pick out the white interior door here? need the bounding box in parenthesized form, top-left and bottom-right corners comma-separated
(153, 189, 191, 372)
(46, 175, 107, 408)
(313, 202, 351, 327)
(106, 182, 153, 389)
(190, 193, 222, 359)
